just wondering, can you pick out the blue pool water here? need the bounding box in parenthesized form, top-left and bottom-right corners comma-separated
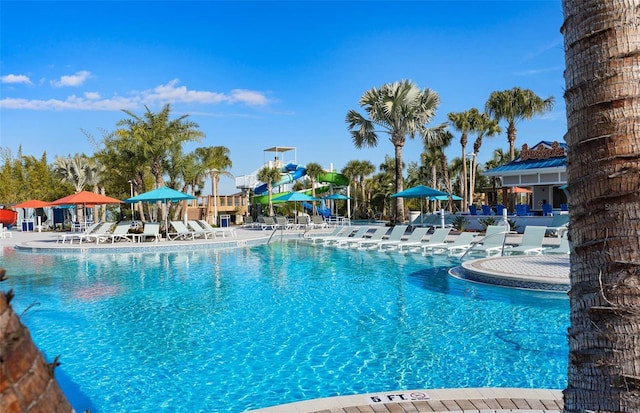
(0, 241, 568, 412)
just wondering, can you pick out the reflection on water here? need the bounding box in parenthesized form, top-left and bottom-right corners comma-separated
(1, 241, 568, 413)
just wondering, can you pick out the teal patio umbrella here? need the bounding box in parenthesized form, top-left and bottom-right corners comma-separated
(124, 186, 196, 230)
(391, 185, 449, 225)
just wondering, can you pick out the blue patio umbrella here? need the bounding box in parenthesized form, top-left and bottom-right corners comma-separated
(272, 192, 320, 203)
(125, 186, 196, 229)
(391, 185, 449, 225)
(322, 193, 351, 200)
(430, 194, 463, 201)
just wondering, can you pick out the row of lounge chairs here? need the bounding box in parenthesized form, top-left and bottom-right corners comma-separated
(244, 215, 328, 231)
(56, 219, 236, 244)
(309, 224, 570, 256)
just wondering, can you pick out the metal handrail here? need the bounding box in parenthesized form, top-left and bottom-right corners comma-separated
(459, 228, 510, 261)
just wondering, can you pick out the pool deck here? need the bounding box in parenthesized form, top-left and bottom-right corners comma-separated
(0, 227, 568, 413)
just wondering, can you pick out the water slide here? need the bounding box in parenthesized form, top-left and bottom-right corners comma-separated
(252, 165, 349, 209)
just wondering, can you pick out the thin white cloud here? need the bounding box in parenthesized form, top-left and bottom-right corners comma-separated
(1, 74, 33, 85)
(51, 70, 92, 87)
(0, 78, 271, 111)
(229, 89, 269, 106)
(515, 66, 564, 76)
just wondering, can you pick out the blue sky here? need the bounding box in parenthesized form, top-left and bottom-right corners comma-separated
(1, 1, 565, 194)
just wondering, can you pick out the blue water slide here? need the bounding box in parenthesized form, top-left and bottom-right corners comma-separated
(254, 163, 307, 195)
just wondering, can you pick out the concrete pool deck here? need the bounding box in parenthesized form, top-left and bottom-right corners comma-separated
(0, 226, 568, 412)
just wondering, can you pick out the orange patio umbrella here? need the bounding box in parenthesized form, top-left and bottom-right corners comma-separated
(13, 199, 49, 209)
(47, 191, 123, 207)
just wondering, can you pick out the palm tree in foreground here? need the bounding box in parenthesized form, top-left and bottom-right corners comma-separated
(562, 1, 640, 411)
(485, 87, 554, 161)
(346, 79, 445, 223)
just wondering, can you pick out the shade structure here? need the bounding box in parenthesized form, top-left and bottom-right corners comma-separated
(391, 185, 448, 225)
(124, 186, 196, 203)
(390, 185, 448, 199)
(272, 192, 319, 203)
(322, 193, 351, 200)
(509, 186, 533, 194)
(124, 186, 196, 230)
(430, 194, 462, 201)
(13, 199, 49, 209)
(48, 191, 123, 207)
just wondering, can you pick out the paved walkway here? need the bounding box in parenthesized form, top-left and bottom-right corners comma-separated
(0, 227, 567, 412)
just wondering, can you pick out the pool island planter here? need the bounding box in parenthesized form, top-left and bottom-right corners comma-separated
(450, 255, 570, 292)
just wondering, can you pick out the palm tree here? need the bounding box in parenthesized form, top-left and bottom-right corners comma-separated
(304, 162, 324, 215)
(53, 154, 92, 223)
(470, 112, 501, 207)
(562, 1, 640, 411)
(448, 108, 481, 208)
(195, 146, 233, 224)
(346, 80, 445, 223)
(427, 130, 455, 212)
(256, 166, 281, 217)
(117, 104, 204, 190)
(485, 87, 554, 161)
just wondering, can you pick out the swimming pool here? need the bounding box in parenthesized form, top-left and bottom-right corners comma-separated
(0, 240, 568, 412)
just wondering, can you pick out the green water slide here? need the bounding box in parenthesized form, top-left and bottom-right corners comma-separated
(252, 171, 349, 205)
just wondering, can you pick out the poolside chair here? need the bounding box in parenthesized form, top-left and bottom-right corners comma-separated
(420, 228, 455, 254)
(139, 222, 161, 242)
(259, 216, 278, 231)
(168, 221, 200, 240)
(310, 225, 348, 244)
(310, 215, 328, 229)
(398, 227, 451, 254)
(242, 216, 257, 228)
(274, 216, 294, 230)
(56, 221, 102, 244)
(439, 232, 478, 256)
(544, 231, 570, 255)
(546, 214, 569, 238)
(481, 205, 493, 215)
(188, 220, 216, 239)
(372, 224, 408, 251)
(495, 204, 506, 216)
(542, 202, 554, 216)
(379, 226, 428, 252)
(468, 205, 478, 215)
(197, 219, 237, 238)
(347, 226, 390, 249)
(466, 225, 509, 256)
(504, 225, 547, 255)
(97, 221, 136, 244)
(334, 226, 371, 248)
(77, 222, 115, 244)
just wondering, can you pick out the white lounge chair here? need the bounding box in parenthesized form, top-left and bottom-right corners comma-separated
(372, 224, 409, 251)
(187, 220, 216, 239)
(97, 221, 136, 244)
(197, 220, 237, 238)
(168, 221, 200, 240)
(466, 225, 509, 256)
(57, 221, 102, 244)
(544, 231, 570, 254)
(440, 232, 478, 256)
(421, 228, 454, 254)
(139, 222, 161, 242)
(76, 222, 115, 244)
(309, 226, 348, 244)
(348, 226, 389, 249)
(309, 215, 328, 229)
(334, 226, 371, 248)
(259, 217, 278, 231)
(379, 227, 429, 252)
(546, 214, 569, 238)
(505, 225, 547, 255)
(398, 227, 450, 254)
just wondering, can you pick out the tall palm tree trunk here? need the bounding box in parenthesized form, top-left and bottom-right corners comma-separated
(562, 1, 640, 411)
(0, 269, 74, 412)
(394, 143, 405, 223)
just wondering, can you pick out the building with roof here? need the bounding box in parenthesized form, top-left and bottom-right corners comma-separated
(484, 140, 568, 214)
